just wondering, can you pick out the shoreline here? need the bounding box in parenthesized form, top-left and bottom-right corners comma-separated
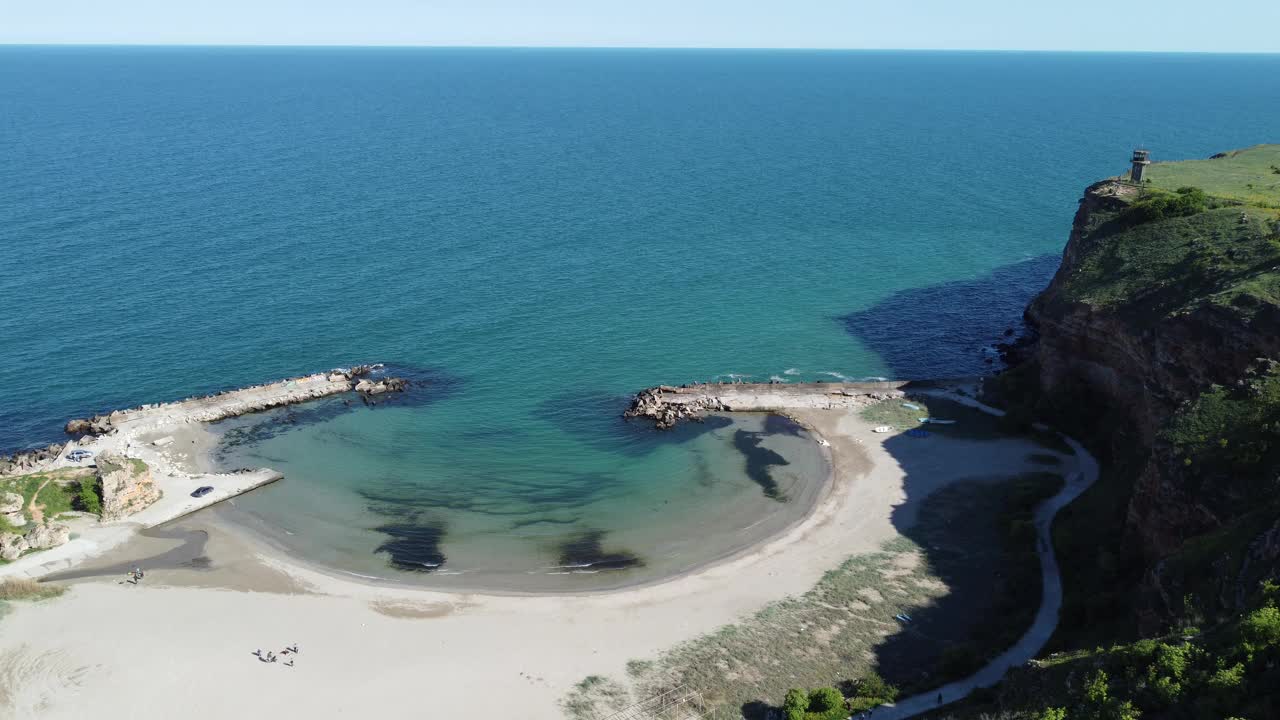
(0, 377, 1093, 720)
(159, 412, 840, 598)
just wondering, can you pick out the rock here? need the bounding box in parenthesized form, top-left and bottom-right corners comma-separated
(0, 491, 22, 514)
(623, 387, 722, 430)
(97, 451, 160, 521)
(64, 416, 113, 436)
(2, 511, 25, 529)
(24, 522, 70, 550)
(327, 373, 347, 382)
(354, 377, 408, 396)
(0, 532, 29, 561)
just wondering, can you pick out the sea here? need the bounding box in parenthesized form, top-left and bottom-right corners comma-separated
(3, 47, 1278, 588)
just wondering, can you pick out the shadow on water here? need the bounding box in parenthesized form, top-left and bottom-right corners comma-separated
(374, 520, 448, 572)
(555, 529, 644, 572)
(732, 429, 791, 501)
(839, 255, 1060, 379)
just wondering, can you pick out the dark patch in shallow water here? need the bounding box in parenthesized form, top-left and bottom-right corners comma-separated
(733, 430, 790, 501)
(764, 414, 805, 437)
(374, 521, 447, 572)
(536, 391, 732, 457)
(557, 529, 644, 571)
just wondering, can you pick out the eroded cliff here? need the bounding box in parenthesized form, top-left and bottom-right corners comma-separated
(1006, 147, 1280, 629)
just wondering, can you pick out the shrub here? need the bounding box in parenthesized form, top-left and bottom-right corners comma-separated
(0, 578, 66, 601)
(1241, 605, 1280, 647)
(781, 687, 848, 720)
(74, 475, 102, 516)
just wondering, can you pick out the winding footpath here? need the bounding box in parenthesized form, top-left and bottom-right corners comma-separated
(863, 392, 1100, 719)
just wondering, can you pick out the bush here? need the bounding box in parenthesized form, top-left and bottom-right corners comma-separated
(74, 475, 102, 516)
(1241, 605, 1280, 647)
(0, 578, 66, 601)
(781, 687, 848, 720)
(1121, 185, 1209, 227)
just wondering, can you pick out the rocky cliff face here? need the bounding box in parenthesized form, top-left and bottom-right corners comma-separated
(1018, 178, 1280, 625)
(97, 452, 159, 521)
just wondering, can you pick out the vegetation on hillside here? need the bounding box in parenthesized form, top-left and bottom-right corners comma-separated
(926, 581, 1280, 720)
(968, 148, 1280, 718)
(1059, 196, 1280, 318)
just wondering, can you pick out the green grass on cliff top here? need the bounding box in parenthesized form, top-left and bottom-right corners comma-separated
(1063, 205, 1280, 315)
(1146, 144, 1280, 208)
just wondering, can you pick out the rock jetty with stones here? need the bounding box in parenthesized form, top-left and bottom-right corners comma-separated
(63, 365, 408, 437)
(625, 381, 911, 429)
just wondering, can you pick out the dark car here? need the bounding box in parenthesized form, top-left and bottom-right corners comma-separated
(191, 486, 214, 498)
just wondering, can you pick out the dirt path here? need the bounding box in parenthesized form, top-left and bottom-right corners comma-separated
(866, 393, 1100, 720)
(26, 477, 51, 525)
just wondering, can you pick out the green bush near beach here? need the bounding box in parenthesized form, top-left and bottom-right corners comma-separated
(782, 686, 847, 720)
(930, 581, 1280, 720)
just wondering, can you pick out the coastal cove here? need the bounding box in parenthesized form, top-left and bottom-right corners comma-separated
(4, 47, 1280, 720)
(0, 374, 1096, 720)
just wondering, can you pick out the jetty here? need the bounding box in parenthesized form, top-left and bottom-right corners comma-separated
(0, 365, 407, 580)
(623, 379, 961, 429)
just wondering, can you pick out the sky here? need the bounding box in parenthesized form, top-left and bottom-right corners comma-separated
(1, 0, 1278, 53)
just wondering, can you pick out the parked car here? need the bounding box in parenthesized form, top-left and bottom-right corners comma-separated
(191, 486, 214, 498)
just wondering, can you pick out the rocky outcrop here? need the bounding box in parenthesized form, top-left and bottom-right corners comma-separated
(355, 377, 408, 395)
(1, 491, 25, 529)
(0, 522, 71, 561)
(97, 452, 159, 521)
(624, 386, 725, 429)
(0, 532, 28, 561)
(24, 522, 70, 550)
(0, 443, 68, 477)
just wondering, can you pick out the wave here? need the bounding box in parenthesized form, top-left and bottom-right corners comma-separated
(783, 368, 800, 376)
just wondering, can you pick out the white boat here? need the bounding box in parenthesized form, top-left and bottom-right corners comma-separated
(873, 426, 894, 433)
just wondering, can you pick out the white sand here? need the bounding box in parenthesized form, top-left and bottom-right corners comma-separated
(0, 402, 1084, 719)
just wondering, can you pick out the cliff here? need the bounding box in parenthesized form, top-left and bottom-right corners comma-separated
(1007, 145, 1280, 630)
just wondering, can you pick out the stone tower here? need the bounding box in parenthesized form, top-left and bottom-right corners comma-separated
(1130, 149, 1151, 183)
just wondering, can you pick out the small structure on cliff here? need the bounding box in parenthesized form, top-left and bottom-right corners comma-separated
(1130, 148, 1152, 183)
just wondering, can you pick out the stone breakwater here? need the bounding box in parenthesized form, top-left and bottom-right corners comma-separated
(624, 381, 916, 429)
(63, 365, 406, 437)
(1, 365, 407, 477)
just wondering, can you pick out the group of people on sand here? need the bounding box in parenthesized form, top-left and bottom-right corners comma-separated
(252, 645, 300, 667)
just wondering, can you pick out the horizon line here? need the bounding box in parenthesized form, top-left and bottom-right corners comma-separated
(1, 42, 1278, 55)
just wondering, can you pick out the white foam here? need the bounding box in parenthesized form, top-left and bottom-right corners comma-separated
(783, 368, 800, 376)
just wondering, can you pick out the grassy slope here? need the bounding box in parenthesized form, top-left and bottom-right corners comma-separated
(1146, 144, 1280, 208)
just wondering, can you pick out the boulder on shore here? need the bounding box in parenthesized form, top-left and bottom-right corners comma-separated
(24, 522, 70, 550)
(0, 532, 30, 561)
(0, 491, 22, 514)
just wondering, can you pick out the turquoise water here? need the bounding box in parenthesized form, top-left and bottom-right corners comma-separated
(3, 47, 1279, 585)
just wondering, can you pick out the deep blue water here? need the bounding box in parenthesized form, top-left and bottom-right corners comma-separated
(3, 47, 1278, 583)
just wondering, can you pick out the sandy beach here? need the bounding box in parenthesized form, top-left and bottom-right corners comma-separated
(0, 381, 1088, 720)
